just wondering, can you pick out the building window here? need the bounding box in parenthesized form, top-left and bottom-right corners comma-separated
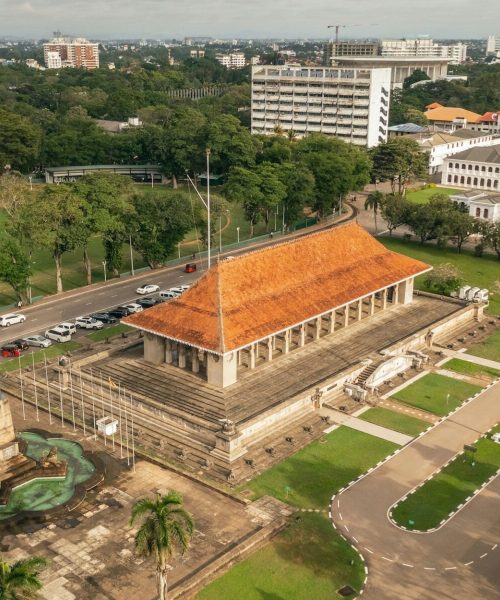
(455, 163, 459, 169)
(462, 164, 466, 169)
(474, 177, 478, 186)
(454, 175, 459, 183)
(460, 176, 465, 184)
(448, 162, 453, 168)
(476, 207, 481, 217)
(484, 209, 489, 219)
(447, 175, 452, 183)
(487, 179, 492, 188)
(475, 165, 479, 171)
(480, 178, 485, 187)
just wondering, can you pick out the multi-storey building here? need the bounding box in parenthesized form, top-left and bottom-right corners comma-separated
(325, 41, 379, 63)
(215, 52, 246, 69)
(486, 35, 500, 55)
(43, 37, 99, 69)
(251, 65, 391, 147)
(442, 144, 500, 191)
(469, 112, 500, 135)
(45, 51, 62, 69)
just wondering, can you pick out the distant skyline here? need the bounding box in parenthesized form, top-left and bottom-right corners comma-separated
(0, 0, 497, 40)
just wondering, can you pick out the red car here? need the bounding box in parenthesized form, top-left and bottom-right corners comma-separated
(1, 344, 21, 358)
(184, 263, 197, 273)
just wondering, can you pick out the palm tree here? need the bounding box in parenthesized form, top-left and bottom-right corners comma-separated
(273, 123, 284, 137)
(129, 491, 194, 600)
(0, 556, 47, 599)
(364, 191, 385, 234)
(286, 129, 297, 142)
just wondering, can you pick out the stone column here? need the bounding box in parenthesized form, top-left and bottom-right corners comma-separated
(178, 344, 186, 369)
(370, 294, 375, 316)
(283, 330, 290, 354)
(144, 333, 165, 365)
(315, 317, 322, 340)
(206, 352, 237, 388)
(299, 324, 306, 347)
(165, 340, 173, 364)
(357, 299, 363, 321)
(399, 278, 414, 305)
(267, 337, 273, 361)
(329, 310, 336, 334)
(237, 350, 242, 366)
(249, 345, 256, 369)
(191, 348, 199, 373)
(343, 305, 350, 327)
(382, 289, 388, 310)
(393, 283, 399, 304)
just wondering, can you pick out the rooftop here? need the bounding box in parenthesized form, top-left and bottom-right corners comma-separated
(447, 143, 500, 164)
(388, 123, 428, 134)
(124, 223, 430, 354)
(424, 103, 481, 124)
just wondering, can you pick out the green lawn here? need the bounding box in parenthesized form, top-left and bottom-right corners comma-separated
(242, 426, 398, 510)
(358, 407, 429, 437)
(0, 341, 81, 373)
(196, 513, 364, 600)
(379, 237, 500, 316)
(392, 425, 500, 531)
(406, 186, 459, 204)
(86, 323, 132, 342)
(392, 373, 482, 416)
(467, 330, 500, 363)
(443, 358, 500, 380)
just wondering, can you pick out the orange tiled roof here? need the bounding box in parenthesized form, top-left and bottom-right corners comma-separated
(124, 223, 431, 353)
(424, 104, 481, 124)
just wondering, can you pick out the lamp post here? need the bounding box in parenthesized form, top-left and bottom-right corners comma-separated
(177, 242, 181, 259)
(129, 234, 135, 276)
(236, 226, 240, 244)
(150, 173, 154, 188)
(28, 176, 33, 191)
(102, 260, 107, 282)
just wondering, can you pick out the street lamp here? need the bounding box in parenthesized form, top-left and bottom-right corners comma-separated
(185, 149, 212, 269)
(102, 260, 107, 282)
(28, 176, 33, 191)
(236, 226, 240, 244)
(129, 234, 135, 276)
(150, 173, 154, 188)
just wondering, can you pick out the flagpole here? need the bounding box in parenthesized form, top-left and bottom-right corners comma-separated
(44, 352, 52, 425)
(31, 353, 39, 421)
(18, 355, 25, 421)
(78, 368, 86, 436)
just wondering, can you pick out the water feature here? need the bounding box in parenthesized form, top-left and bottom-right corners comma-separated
(0, 432, 95, 520)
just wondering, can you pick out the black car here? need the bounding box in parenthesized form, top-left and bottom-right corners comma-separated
(12, 339, 29, 351)
(136, 297, 156, 308)
(108, 307, 129, 319)
(91, 312, 118, 324)
(115, 305, 133, 316)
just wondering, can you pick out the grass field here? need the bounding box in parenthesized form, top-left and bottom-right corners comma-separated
(197, 513, 364, 600)
(467, 330, 500, 363)
(391, 425, 500, 531)
(443, 358, 500, 380)
(0, 341, 81, 373)
(242, 426, 398, 510)
(406, 186, 459, 204)
(392, 373, 482, 416)
(379, 237, 500, 316)
(358, 407, 429, 437)
(86, 324, 132, 342)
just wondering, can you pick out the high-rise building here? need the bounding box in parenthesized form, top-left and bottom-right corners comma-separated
(43, 37, 99, 69)
(45, 51, 62, 69)
(486, 35, 500, 55)
(251, 65, 391, 148)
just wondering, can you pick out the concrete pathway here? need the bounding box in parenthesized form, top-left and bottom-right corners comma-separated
(322, 407, 413, 445)
(442, 348, 500, 371)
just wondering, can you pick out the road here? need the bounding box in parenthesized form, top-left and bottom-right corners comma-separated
(331, 381, 500, 600)
(0, 208, 356, 347)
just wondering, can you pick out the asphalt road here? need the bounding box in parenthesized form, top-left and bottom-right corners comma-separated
(331, 381, 500, 600)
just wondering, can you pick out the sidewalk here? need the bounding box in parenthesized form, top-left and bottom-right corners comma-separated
(441, 349, 500, 371)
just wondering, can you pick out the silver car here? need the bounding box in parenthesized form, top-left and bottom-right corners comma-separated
(23, 335, 52, 348)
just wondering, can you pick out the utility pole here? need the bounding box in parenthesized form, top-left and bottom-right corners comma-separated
(185, 149, 212, 269)
(129, 234, 135, 276)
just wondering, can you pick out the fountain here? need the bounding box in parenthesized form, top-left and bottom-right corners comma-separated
(0, 393, 99, 521)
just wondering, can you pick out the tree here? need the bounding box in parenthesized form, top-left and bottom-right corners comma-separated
(447, 210, 477, 253)
(425, 263, 463, 295)
(404, 193, 455, 245)
(224, 167, 264, 237)
(274, 162, 315, 226)
(129, 492, 194, 600)
(380, 194, 409, 235)
(255, 163, 287, 231)
(129, 190, 198, 268)
(364, 191, 385, 233)
(0, 555, 47, 599)
(205, 114, 259, 174)
(403, 69, 431, 89)
(371, 138, 428, 195)
(0, 109, 41, 173)
(0, 235, 32, 304)
(482, 221, 500, 260)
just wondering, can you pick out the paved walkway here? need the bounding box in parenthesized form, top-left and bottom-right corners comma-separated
(322, 407, 413, 445)
(442, 349, 500, 371)
(377, 399, 438, 423)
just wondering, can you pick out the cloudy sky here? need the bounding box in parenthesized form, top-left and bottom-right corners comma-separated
(0, 0, 496, 39)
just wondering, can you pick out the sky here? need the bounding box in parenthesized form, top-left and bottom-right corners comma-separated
(0, 0, 497, 40)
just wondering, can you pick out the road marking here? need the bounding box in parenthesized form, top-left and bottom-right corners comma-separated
(480, 553, 488, 559)
(111, 294, 119, 298)
(85, 302, 92, 306)
(464, 561, 474, 566)
(344, 524, 349, 532)
(352, 536, 358, 543)
(492, 544, 498, 551)
(364, 547, 374, 554)
(31, 318, 38, 322)
(381, 556, 393, 562)
(402, 563, 414, 568)
(339, 512, 342, 520)
(424, 567, 436, 571)
(444, 566, 457, 571)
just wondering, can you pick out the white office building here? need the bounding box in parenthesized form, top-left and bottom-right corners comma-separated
(215, 52, 246, 69)
(251, 65, 391, 148)
(486, 35, 500, 55)
(45, 51, 62, 69)
(442, 144, 500, 191)
(450, 190, 500, 222)
(379, 39, 466, 64)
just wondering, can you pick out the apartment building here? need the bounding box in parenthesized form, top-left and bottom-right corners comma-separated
(251, 65, 391, 148)
(380, 39, 466, 63)
(442, 144, 500, 191)
(43, 37, 99, 69)
(215, 52, 246, 69)
(486, 35, 500, 55)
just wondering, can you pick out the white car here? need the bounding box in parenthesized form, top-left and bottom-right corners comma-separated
(169, 287, 186, 295)
(159, 290, 179, 300)
(136, 284, 160, 295)
(0, 313, 26, 327)
(45, 329, 72, 343)
(75, 317, 103, 330)
(24, 335, 52, 348)
(123, 303, 144, 314)
(54, 322, 77, 335)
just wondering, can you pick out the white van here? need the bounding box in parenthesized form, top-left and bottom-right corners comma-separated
(159, 290, 180, 300)
(45, 329, 72, 343)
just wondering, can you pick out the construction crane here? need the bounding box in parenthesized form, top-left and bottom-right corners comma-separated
(327, 23, 378, 43)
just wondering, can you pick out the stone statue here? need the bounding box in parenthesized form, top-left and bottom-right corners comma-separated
(40, 447, 63, 469)
(220, 419, 236, 435)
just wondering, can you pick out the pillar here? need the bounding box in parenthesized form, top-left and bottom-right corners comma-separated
(178, 344, 186, 369)
(398, 278, 414, 305)
(267, 337, 273, 361)
(283, 330, 290, 354)
(249, 345, 256, 369)
(237, 350, 243, 366)
(382, 289, 388, 310)
(191, 348, 199, 373)
(315, 317, 322, 340)
(393, 283, 399, 304)
(207, 352, 237, 388)
(357, 299, 363, 321)
(165, 340, 173, 364)
(299, 324, 306, 347)
(329, 310, 336, 334)
(144, 333, 165, 365)
(370, 294, 375, 316)
(343, 305, 350, 327)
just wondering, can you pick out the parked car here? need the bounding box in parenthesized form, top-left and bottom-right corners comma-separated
(135, 297, 156, 309)
(90, 312, 118, 324)
(12, 339, 29, 351)
(123, 303, 144, 314)
(108, 307, 130, 319)
(0, 313, 26, 327)
(45, 329, 72, 343)
(23, 335, 52, 348)
(136, 284, 160, 295)
(75, 317, 104, 330)
(169, 286, 186, 296)
(1, 344, 21, 357)
(54, 322, 77, 335)
(184, 263, 197, 273)
(158, 290, 179, 300)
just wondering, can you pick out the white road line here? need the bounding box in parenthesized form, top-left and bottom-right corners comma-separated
(492, 544, 498, 551)
(364, 547, 374, 554)
(85, 302, 92, 306)
(402, 563, 414, 568)
(339, 512, 343, 520)
(444, 566, 457, 571)
(424, 567, 436, 571)
(480, 553, 488, 559)
(111, 294, 119, 298)
(464, 561, 474, 566)
(381, 556, 393, 562)
(344, 524, 349, 532)
(352, 536, 358, 543)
